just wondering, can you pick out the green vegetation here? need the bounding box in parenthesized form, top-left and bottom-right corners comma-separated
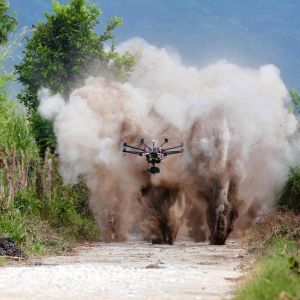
(0, 256, 6, 265)
(279, 167, 300, 214)
(0, 0, 137, 255)
(0, 0, 138, 257)
(236, 90, 300, 299)
(16, 0, 135, 153)
(0, 1, 102, 256)
(0, 85, 100, 255)
(290, 89, 300, 114)
(237, 239, 300, 300)
(235, 212, 300, 300)
(17, 0, 135, 109)
(236, 239, 300, 300)
(0, 0, 17, 45)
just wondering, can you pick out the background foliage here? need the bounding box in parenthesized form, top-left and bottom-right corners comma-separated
(0, 1, 100, 255)
(15, 0, 135, 153)
(0, 0, 17, 45)
(278, 167, 300, 214)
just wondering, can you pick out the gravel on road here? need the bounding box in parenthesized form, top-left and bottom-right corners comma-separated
(0, 240, 245, 300)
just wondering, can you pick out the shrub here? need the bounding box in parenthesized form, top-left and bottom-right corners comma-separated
(247, 211, 300, 254)
(278, 167, 300, 214)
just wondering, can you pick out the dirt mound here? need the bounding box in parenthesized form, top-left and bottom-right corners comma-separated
(0, 237, 27, 258)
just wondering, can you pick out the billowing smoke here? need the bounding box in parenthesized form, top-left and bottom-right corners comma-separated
(39, 38, 298, 244)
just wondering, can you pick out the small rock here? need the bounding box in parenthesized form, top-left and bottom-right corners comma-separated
(146, 263, 164, 269)
(0, 237, 27, 258)
(156, 259, 164, 264)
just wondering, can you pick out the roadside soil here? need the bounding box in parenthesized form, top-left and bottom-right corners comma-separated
(0, 240, 246, 300)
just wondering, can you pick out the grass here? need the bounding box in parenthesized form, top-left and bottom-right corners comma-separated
(0, 73, 100, 256)
(0, 205, 99, 256)
(0, 73, 100, 257)
(0, 256, 7, 266)
(279, 167, 300, 214)
(235, 239, 300, 300)
(235, 212, 300, 300)
(0, 173, 100, 256)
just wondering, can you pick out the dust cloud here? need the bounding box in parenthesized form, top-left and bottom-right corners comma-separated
(39, 38, 299, 244)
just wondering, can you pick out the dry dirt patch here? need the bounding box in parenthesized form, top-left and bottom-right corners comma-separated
(0, 240, 245, 300)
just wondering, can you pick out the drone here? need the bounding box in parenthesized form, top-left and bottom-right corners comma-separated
(123, 138, 183, 174)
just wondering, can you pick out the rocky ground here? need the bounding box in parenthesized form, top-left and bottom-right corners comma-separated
(0, 240, 246, 300)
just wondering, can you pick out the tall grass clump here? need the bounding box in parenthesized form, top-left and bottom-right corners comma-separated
(278, 90, 300, 214)
(278, 167, 300, 214)
(235, 212, 300, 300)
(0, 36, 99, 256)
(235, 239, 300, 300)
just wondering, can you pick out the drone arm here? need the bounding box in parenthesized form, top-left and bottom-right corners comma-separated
(123, 149, 144, 155)
(123, 143, 144, 151)
(159, 138, 169, 148)
(140, 138, 150, 148)
(164, 150, 183, 156)
(164, 143, 183, 151)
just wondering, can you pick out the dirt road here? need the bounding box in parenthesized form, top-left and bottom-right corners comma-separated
(0, 240, 245, 300)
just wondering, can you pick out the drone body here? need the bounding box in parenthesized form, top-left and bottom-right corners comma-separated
(123, 138, 183, 174)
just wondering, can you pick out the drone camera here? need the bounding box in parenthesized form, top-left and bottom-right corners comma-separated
(165, 138, 169, 143)
(140, 138, 144, 144)
(148, 166, 160, 174)
(123, 142, 127, 147)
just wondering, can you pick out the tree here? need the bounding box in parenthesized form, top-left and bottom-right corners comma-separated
(15, 0, 135, 152)
(16, 0, 135, 109)
(0, 0, 17, 45)
(290, 89, 300, 114)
